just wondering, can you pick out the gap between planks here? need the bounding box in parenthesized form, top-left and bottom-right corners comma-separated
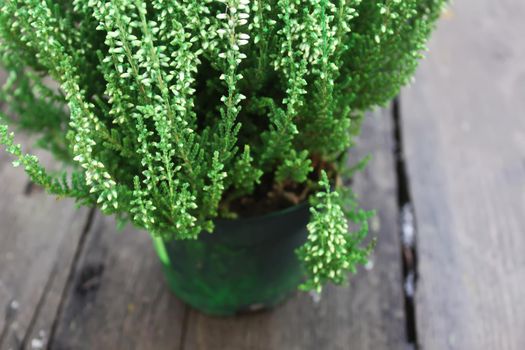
(393, 97, 419, 348)
(46, 208, 97, 348)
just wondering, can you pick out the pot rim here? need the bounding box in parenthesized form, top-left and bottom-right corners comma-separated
(215, 199, 310, 225)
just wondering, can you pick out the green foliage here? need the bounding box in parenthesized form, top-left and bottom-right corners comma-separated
(0, 0, 445, 291)
(297, 171, 375, 292)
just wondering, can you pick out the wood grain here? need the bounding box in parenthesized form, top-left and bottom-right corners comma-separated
(0, 140, 90, 349)
(401, 1, 525, 349)
(49, 213, 187, 350)
(181, 107, 407, 350)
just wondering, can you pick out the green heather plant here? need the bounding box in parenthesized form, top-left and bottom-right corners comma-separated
(0, 0, 445, 293)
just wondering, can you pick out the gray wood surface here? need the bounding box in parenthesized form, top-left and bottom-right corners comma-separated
(49, 214, 187, 350)
(401, 1, 525, 349)
(0, 69, 93, 350)
(0, 142, 90, 349)
(182, 108, 407, 350)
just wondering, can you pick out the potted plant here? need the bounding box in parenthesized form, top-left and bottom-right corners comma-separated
(0, 0, 445, 315)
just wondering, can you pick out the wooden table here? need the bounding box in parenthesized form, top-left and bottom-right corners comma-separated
(1, 0, 524, 349)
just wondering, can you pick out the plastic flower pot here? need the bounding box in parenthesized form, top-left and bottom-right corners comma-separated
(152, 202, 310, 316)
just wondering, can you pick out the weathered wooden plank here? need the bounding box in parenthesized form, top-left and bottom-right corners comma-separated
(49, 213, 187, 350)
(182, 107, 407, 350)
(401, 1, 525, 349)
(0, 142, 90, 349)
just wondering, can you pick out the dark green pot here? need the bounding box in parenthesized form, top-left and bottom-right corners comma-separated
(152, 202, 310, 316)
